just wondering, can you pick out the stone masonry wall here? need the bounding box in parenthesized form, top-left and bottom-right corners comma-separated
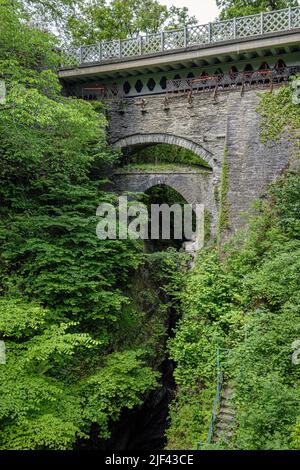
(108, 89, 292, 237)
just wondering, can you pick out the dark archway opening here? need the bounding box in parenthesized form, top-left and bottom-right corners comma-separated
(119, 142, 212, 170)
(139, 184, 197, 253)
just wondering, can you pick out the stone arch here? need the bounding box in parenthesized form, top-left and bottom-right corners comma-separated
(113, 171, 212, 208)
(128, 176, 195, 207)
(111, 133, 215, 169)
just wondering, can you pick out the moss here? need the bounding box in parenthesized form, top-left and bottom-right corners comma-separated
(127, 143, 211, 168)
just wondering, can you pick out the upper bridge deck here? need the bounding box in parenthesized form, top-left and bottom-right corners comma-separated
(59, 6, 300, 83)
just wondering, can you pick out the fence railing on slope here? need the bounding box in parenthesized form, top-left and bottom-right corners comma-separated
(61, 6, 300, 67)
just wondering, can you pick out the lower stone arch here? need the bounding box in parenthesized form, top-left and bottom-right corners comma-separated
(111, 133, 215, 169)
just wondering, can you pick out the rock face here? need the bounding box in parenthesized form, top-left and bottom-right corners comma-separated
(109, 89, 294, 237)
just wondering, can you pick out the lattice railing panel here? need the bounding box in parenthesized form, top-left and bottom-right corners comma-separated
(236, 14, 261, 38)
(291, 7, 300, 28)
(163, 30, 185, 50)
(141, 34, 162, 54)
(60, 6, 300, 67)
(263, 9, 289, 33)
(62, 47, 80, 66)
(188, 24, 210, 46)
(121, 38, 141, 58)
(211, 20, 234, 42)
(101, 41, 120, 60)
(81, 44, 100, 63)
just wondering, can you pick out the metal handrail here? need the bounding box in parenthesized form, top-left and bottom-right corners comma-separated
(61, 6, 300, 67)
(196, 347, 226, 450)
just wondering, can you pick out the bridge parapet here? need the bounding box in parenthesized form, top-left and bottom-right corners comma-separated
(61, 7, 300, 68)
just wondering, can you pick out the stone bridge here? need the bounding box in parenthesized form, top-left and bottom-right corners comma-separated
(109, 90, 295, 237)
(59, 7, 300, 239)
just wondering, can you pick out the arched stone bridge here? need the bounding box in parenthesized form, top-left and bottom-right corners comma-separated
(59, 11, 300, 239)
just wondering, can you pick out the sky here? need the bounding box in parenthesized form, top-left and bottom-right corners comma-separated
(160, 0, 220, 24)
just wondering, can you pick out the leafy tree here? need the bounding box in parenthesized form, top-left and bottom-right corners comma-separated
(216, 0, 298, 19)
(0, 1, 161, 449)
(164, 6, 198, 29)
(66, 0, 197, 45)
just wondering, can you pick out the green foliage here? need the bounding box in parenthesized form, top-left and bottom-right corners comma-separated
(270, 172, 300, 237)
(0, 3, 163, 450)
(216, 0, 298, 19)
(0, 297, 47, 338)
(167, 86, 300, 449)
(127, 144, 211, 168)
(166, 248, 243, 447)
(257, 85, 300, 145)
(217, 146, 230, 243)
(81, 350, 159, 438)
(66, 0, 197, 45)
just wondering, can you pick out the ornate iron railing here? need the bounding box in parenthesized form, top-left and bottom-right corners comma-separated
(166, 66, 300, 96)
(61, 6, 300, 67)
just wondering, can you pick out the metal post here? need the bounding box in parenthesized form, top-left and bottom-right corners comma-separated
(183, 26, 188, 48)
(139, 36, 143, 55)
(261, 12, 264, 35)
(208, 22, 212, 43)
(161, 31, 164, 51)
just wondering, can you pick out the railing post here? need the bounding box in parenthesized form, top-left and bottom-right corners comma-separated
(183, 26, 188, 48)
(79, 45, 83, 64)
(119, 39, 122, 58)
(233, 17, 236, 39)
(161, 31, 164, 52)
(260, 11, 264, 35)
(208, 22, 212, 43)
(288, 6, 292, 30)
(99, 42, 102, 62)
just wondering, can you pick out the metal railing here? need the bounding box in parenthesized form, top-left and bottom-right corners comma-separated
(196, 347, 226, 450)
(166, 66, 300, 96)
(61, 6, 300, 67)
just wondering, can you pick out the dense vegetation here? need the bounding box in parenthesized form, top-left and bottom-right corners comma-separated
(0, 0, 300, 452)
(217, 0, 298, 19)
(166, 85, 300, 450)
(0, 1, 187, 450)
